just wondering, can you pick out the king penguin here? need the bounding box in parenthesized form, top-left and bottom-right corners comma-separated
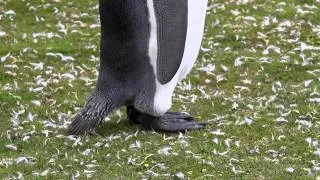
(67, 0, 208, 135)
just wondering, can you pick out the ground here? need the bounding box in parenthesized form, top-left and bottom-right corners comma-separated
(1, 0, 320, 179)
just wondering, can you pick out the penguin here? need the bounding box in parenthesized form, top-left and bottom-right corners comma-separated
(67, 0, 209, 135)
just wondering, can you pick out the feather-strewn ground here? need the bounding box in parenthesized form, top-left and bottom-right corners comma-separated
(1, 0, 320, 179)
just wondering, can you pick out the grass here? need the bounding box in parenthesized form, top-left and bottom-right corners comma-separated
(1, 0, 320, 179)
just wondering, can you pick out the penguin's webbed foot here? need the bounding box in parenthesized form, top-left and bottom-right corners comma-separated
(67, 91, 119, 135)
(67, 114, 102, 135)
(127, 105, 141, 124)
(138, 112, 209, 132)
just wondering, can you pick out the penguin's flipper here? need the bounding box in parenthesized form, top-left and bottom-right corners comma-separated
(133, 111, 208, 132)
(154, 0, 188, 84)
(67, 91, 120, 135)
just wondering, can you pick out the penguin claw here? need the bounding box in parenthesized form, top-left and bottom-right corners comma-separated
(85, 129, 99, 136)
(138, 112, 209, 132)
(67, 114, 101, 135)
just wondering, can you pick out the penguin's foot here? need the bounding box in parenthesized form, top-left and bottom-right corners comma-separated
(67, 91, 118, 135)
(67, 113, 103, 135)
(127, 107, 208, 132)
(127, 105, 141, 124)
(140, 112, 208, 132)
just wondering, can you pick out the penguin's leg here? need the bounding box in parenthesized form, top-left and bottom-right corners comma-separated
(127, 107, 208, 132)
(67, 90, 123, 135)
(126, 105, 141, 124)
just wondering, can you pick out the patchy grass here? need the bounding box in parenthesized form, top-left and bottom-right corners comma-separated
(1, 0, 320, 179)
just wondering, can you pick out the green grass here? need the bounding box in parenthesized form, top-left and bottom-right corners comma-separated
(1, 0, 320, 179)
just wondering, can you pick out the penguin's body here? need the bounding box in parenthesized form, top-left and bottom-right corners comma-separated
(68, 0, 208, 135)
